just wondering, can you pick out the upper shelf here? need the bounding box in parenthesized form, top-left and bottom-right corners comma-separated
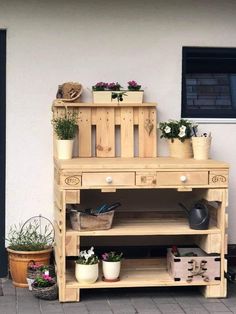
(66, 216, 220, 237)
(53, 100, 157, 107)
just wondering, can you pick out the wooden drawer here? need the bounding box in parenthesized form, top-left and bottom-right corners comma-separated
(82, 172, 135, 187)
(157, 171, 208, 186)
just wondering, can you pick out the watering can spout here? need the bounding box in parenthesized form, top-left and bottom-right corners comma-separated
(178, 202, 190, 217)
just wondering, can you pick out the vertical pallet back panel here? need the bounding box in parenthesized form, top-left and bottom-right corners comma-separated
(53, 103, 157, 158)
(96, 108, 115, 157)
(138, 107, 157, 157)
(120, 107, 134, 157)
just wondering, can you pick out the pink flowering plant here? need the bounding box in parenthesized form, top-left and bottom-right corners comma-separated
(76, 247, 99, 265)
(102, 251, 123, 262)
(32, 274, 55, 288)
(127, 80, 142, 91)
(92, 82, 121, 91)
(159, 119, 197, 142)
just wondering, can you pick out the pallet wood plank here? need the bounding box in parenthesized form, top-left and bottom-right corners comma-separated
(138, 107, 157, 157)
(77, 108, 92, 157)
(96, 108, 115, 157)
(120, 107, 134, 157)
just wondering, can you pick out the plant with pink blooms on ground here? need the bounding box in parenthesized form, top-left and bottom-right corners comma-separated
(32, 274, 55, 288)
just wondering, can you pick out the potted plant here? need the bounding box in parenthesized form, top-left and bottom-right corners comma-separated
(27, 262, 56, 290)
(32, 273, 58, 300)
(102, 251, 123, 282)
(6, 216, 54, 288)
(92, 80, 143, 104)
(159, 119, 197, 158)
(52, 113, 77, 159)
(75, 247, 99, 284)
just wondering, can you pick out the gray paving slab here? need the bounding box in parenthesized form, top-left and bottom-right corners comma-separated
(157, 303, 185, 313)
(203, 301, 231, 312)
(1, 278, 236, 313)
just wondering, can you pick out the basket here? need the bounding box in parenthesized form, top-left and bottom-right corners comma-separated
(56, 82, 83, 102)
(32, 283, 58, 300)
(70, 210, 114, 231)
(192, 137, 212, 160)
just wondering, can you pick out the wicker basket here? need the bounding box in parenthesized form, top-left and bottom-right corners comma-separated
(32, 283, 58, 300)
(192, 137, 212, 160)
(70, 210, 114, 231)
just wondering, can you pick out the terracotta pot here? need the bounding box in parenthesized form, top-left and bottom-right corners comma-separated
(102, 260, 121, 280)
(56, 139, 74, 159)
(7, 248, 52, 288)
(75, 263, 98, 284)
(168, 139, 193, 158)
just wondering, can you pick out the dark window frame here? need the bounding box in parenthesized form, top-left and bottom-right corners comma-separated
(182, 47, 236, 119)
(0, 29, 7, 277)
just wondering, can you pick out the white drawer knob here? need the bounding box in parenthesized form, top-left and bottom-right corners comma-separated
(180, 175, 187, 183)
(106, 176, 113, 184)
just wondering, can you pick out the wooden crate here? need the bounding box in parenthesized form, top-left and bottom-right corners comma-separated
(92, 91, 144, 104)
(167, 247, 221, 283)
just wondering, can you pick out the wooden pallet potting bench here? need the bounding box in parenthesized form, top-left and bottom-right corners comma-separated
(52, 100, 229, 302)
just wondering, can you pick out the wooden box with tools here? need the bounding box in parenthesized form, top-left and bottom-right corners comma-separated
(167, 247, 221, 283)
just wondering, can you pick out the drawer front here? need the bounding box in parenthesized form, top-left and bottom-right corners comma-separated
(157, 171, 208, 186)
(136, 172, 157, 186)
(82, 172, 135, 187)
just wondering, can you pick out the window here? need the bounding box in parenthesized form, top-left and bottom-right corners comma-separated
(182, 47, 236, 119)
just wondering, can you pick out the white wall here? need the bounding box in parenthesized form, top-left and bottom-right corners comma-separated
(1, 0, 236, 242)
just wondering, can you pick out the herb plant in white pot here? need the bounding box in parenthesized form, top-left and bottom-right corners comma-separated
(75, 247, 99, 284)
(52, 114, 77, 159)
(102, 251, 123, 282)
(159, 119, 197, 158)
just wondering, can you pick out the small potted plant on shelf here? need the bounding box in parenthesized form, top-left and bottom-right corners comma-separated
(159, 119, 197, 158)
(52, 113, 77, 159)
(92, 80, 143, 104)
(6, 216, 54, 288)
(32, 273, 58, 300)
(75, 247, 99, 284)
(102, 251, 123, 282)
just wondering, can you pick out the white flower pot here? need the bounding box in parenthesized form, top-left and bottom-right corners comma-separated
(93, 91, 143, 104)
(102, 261, 121, 280)
(26, 278, 34, 291)
(56, 139, 74, 159)
(75, 263, 98, 284)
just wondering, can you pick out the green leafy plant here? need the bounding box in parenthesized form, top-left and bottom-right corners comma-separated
(102, 251, 123, 262)
(52, 114, 77, 140)
(76, 247, 99, 265)
(6, 220, 54, 251)
(159, 119, 197, 142)
(111, 91, 127, 103)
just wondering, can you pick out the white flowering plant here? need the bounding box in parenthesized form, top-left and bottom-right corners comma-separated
(76, 247, 99, 265)
(159, 119, 197, 142)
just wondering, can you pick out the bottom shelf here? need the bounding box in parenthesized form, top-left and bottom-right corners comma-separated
(65, 258, 221, 289)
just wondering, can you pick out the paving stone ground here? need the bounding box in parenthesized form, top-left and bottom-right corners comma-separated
(1, 277, 236, 314)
